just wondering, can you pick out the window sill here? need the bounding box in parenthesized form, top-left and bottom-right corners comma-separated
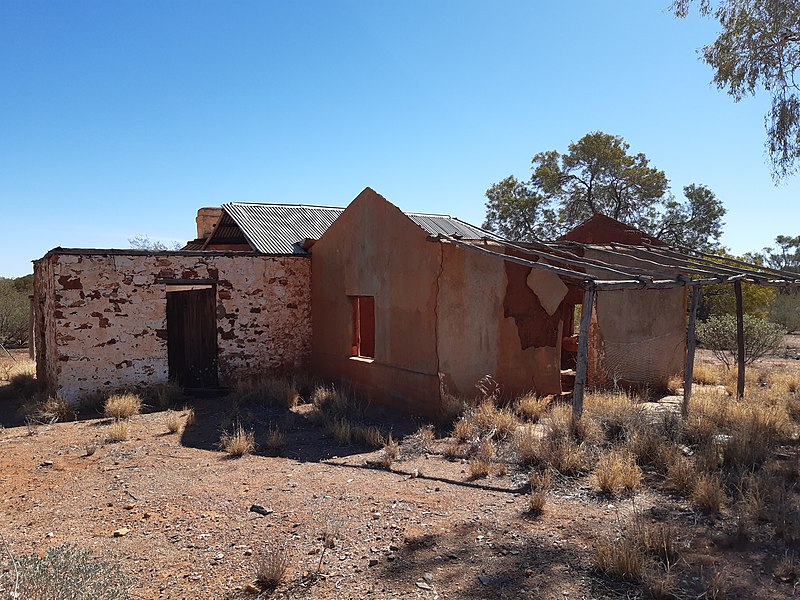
(349, 356, 374, 364)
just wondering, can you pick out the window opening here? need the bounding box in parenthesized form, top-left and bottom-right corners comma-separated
(350, 296, 375, 359)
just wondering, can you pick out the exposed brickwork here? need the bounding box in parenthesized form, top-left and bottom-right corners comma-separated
(33, 252, 311, 402)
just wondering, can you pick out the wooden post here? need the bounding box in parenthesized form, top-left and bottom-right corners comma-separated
(734, 280, 745, 399)
(682, 286, 699, 419)
(572, 285, 596, 420)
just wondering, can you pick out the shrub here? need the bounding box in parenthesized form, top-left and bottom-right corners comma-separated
(0, 543, 129, 599)
(770, 289, 800, 333)
(697, 314, 785, 369)
(254, 542, 289, 590)
(220, 424, 255, 457)
(104, 393, 141, 420)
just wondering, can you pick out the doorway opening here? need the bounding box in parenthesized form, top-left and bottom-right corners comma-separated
(166, 284, 218, 388)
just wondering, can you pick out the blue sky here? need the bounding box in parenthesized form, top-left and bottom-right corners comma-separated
(1, 0, 797, 277)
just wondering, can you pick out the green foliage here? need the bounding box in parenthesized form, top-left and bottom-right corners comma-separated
(0, 543, 130, 599)
(654, 184, 726, 249)
(483, 131, 726, 249)
(673, 0, 800, 179)
(763, 235, 800, 272)
(0, 275, 32, 347)
(696, 314, 785, 369)
(770, 289, 800, 332)
(700, 282, 777, 320)
(532, 132, 668, 230)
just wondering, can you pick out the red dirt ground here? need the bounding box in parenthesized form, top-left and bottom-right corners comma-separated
(1, 346, 799, 599)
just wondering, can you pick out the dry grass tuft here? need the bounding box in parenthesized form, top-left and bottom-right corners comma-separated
(352, 425, 386, 449)
(692, 361, 724, 385)
(773, 553, 797, 583)
(593, 534, 646, 582)
(547, 403, 603, 445)
(514, 425, 542, 467)
(693, 473, 726, 513)
(468, 458, 491, 479)
(235, 375, 300, 409)
(165, 410, 181, 434)
(514, 393, 550, 423)
(455, 400, 520, 442)
(407, 424, 436, 454)
(528, 469, 552, 514)
(24, 396, 73, 424)
(443, 442, 461, 460)
(220, 424, 255, 457)
(326, 418, 353, 445)
(665, 455, 696, 496)
(593, 450, 642, 495)
(265, 424, 285, 452)
(376, 433, 399, 469)
(104, 393, 142, 420)
(106, 420, 130, 443)
(310, 385, 355, 423)
(585, 391, 643, 443)
(4, 359, 38, 396)
(254, 542, 289, 590)
(474, 438, 496, 460)
(151, 380, 183, 408)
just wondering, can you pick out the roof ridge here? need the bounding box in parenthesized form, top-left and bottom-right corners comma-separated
(224, 202, 346, 211)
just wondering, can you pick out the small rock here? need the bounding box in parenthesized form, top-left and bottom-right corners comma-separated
(423, 572, 434, 582)
(213, 552, 224, 561)
(416, 581, 433, 591)
(243, 549, 253, 556)
(369, 558, 379, 567)
(123, 503, 135, 510)
(249, 504, 273, 516)
(113, 528, 130, 537)
(389, 544, 400, 551)
(243, 582, 261, 594)
(45, 532, 54, 538)
(41, 460, 53, 467)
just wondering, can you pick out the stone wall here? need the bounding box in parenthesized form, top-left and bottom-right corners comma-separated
(33, 250, 311, 402)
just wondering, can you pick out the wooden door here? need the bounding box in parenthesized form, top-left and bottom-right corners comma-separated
(167, 287, 218, 388)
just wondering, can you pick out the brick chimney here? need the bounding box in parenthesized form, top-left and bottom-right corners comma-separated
(196, 207, 223, 240)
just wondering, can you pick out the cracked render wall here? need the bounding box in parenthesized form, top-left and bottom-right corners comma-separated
(33, 251, 311, 402)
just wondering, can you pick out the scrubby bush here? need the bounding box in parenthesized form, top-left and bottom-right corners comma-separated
(0, 543, 129, 599)
(697, 314, 785, 368)
(770, 289, 800, 333)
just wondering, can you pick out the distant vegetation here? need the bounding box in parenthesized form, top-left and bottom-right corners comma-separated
(0, 274, 32, 348)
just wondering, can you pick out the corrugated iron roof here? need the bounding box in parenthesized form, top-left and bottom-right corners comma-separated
(219, 202, 500, 254)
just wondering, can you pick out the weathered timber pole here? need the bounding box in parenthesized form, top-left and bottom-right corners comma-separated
(734, 280, 745, 399)
(572, 285, 596, 420)
(682, 286, 700, 419)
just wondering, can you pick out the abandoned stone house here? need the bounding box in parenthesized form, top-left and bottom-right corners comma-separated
(32, 187, 687, 416)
